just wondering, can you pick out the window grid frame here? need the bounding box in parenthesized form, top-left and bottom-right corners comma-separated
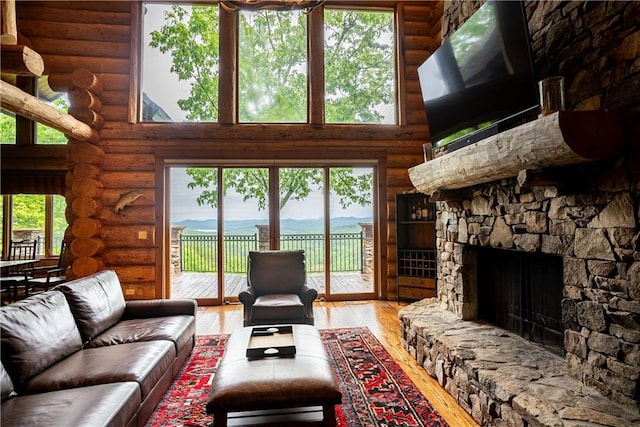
(137, 1, 399, 126)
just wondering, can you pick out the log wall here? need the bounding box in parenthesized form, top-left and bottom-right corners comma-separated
(7, 1, 441, 300)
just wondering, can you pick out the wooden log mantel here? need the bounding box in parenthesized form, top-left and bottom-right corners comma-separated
(409, 110, 624, 196)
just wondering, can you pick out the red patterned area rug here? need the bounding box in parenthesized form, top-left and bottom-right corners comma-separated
(146, 327, 447, 426)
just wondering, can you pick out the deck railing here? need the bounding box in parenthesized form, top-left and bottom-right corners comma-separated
(180, 233, 364, 273)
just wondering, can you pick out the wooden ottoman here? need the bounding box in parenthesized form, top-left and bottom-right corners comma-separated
(206, 324, 342, 427)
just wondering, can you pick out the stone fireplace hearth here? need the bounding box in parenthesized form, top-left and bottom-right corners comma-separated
(400, 299, 640, 426)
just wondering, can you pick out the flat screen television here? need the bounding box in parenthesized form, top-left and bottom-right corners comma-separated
(418, 0, 539, 152)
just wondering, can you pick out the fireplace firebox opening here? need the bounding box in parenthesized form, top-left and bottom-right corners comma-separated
(476, 247, 564, 356)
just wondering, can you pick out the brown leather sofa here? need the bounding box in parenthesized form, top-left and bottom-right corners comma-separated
(0, 270, 197, 427)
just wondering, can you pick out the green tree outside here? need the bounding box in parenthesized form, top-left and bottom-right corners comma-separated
(37, 98, 69, 144)
(324, 9, 395, 124)
(9, 195, 66, 255)
(185, 167, 372, 213)
(0, 112, 15, 144)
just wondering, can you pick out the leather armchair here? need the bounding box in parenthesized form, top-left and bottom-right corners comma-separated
(239, 250, 317, 326)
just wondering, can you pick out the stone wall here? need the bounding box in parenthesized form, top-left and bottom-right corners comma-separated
(170, 226, 185, 275)
(431, 0, 640, 407)
(436, 166, 639, 405)
(444, 1, 640, 118)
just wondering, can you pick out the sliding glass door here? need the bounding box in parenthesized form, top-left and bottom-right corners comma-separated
(277, 166, 375, 299)
(327, 166, 375, 298)
(167, 163, 376, 305)
(278, 168, 326, 294)
(168, 167, 220, 303)
(222, 167, 270, 300)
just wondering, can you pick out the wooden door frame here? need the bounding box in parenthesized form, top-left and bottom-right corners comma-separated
(157, 158, 382, 304)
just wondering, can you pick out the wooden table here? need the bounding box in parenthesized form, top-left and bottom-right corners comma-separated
(1, 259, 37, 303)
(1, 259, 38, 272)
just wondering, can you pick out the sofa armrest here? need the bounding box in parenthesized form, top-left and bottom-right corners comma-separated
(124, 299, 197, 319)
(238, 288, 256, 325)
(299, 285, 318, 305)
(238, 287, 256, 306)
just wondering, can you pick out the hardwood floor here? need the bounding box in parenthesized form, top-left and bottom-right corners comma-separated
(196, 300, 479, 427)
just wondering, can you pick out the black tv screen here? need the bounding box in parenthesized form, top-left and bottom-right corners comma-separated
(418, 0, 539, 150)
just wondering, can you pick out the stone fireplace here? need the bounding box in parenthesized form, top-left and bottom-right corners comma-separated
(400, 162, 639, 425)
(436, 166, 638, 391)
(399, 1, 639, 425)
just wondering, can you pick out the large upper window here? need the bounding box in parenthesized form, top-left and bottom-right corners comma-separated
(238, 10, 308, 123)
(140, 2, 396, 125)
(143, 4, 220, 122)
(324, 9, 395, 124)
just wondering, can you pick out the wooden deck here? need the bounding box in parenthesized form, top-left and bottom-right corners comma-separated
(170, 271, 374, 300)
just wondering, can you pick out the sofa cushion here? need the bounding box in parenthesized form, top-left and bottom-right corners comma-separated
(87, 315, 196, 354)
(124, 298, 197, 318)
(57, 270, 126, 343)
(0, 291, 83, 387)
(252, 294, 305, 321)
(1, 382, 140, 427)
(1, 362, 15, 401)
(23, 341, 175, 401)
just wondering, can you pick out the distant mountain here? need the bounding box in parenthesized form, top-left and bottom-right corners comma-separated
(173, 217, 372, 234)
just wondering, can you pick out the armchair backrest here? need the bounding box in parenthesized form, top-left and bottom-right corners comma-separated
(247, 250, 306, 296)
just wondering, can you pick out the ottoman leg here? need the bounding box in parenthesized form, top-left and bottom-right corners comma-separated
(322, 404, 337, 427)
(213, 411, 228, 427)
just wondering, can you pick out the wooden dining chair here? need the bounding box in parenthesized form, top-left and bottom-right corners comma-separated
(23, 240, 70, 296)
(3, 240, 37, 275)
(6, 239, 37, 261)
(1, 240, 38, 304)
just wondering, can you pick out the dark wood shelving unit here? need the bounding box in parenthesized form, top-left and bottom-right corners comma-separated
(395, 193, 436, 302)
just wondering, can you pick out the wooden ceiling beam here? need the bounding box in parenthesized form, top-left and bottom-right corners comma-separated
(1, 44, 44, 76)
(1, 0, 17, 44)
(0, 80, 99, 143)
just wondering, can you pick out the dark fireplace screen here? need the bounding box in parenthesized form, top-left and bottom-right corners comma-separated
(476, 247, 564, 356)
